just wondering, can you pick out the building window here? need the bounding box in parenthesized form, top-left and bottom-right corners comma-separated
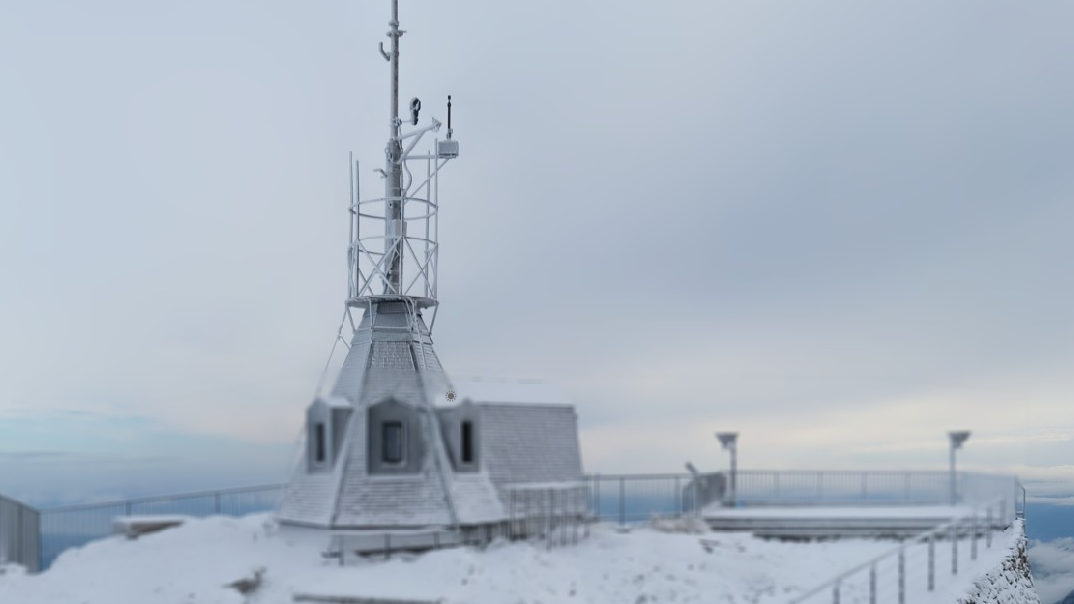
(314, 423, 326, 463)
(382, 421, 404, 464)
(461, 421, 474, 464)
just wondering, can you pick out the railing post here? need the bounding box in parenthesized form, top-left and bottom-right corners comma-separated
(774, 472, 780, 500)
(869, 562, 877, 604)
(618, 476, 625, 528)
(927, 535, 935, 591)
(594, 474, 601, 522)
(214, 493, 221, 515)
(832, 580, 840, 604)
(1000, 500, 1007, 526)
(674, 475, 681, 516)
(971, 511, 978, 560)
(546, 489, 553, 549)
(817, 472, 823, 500)
(986, 506, 993, 548)
(952, 522, 958, 575)
(897, 547, 905, 604)
(125, 501, 132, 516)
(861, 472, 867, 501)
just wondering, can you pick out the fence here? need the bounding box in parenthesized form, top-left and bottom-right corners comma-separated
(25, 470, 1025, 572)
(585, 471, 1024, 526)
(38, 484, 282, 570)
(0, 494, 40, 572)
(323, 484, 591, 565)
(787, 498, 1012, 604)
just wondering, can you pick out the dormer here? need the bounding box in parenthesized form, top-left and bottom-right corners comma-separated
(306, 396, 353, 472)
(367, 398, 423, 474)
(437, 399, 480, 472)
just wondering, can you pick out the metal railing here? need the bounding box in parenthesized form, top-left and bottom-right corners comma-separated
(787, 498, 1012, 604)
(38, 484, 283, 570)
(0, 494, 40, 572)
(585, 471, 1022, 525)
(23, 470, 1024, 572)
(324, 484, 591, 564)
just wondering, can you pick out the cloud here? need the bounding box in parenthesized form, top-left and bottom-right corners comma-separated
(3, 0, 1074, 502)
(1030, 539, 1074, 604)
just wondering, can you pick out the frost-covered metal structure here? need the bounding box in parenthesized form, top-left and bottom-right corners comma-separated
(276, 0, 584, 534)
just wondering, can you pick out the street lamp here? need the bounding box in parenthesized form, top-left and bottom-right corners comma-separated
(948, 430, 971, 504)
(685, 462, 700, 516)
(715, 432, 739, 507)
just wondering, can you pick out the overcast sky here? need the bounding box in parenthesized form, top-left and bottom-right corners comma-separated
(2, 0, 1073, 505)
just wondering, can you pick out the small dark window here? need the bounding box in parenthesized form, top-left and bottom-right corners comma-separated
(461, 421, 474, 464)
(314, 423, 326, 463)
(382, 421, 404, 463)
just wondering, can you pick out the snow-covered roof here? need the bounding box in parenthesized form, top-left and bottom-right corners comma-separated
(446, 377, 570, 407)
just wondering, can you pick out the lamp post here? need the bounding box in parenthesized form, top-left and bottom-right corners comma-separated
(715, 432, 739, 507)
(685, 462, 700, 517)
(948, 431, 971, 505)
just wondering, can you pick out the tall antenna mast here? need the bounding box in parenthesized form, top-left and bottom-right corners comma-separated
(384, 0, 404, 294)
(345, 0, 460, 317)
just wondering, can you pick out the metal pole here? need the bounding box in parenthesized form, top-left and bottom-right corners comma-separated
(618, 476, 625, 527)
(971, 511, 978, 560)
(594, 474, 601, 522)
(832, 581, 840, 604)
(869, 563, 877, 604)
(898, 547, 905, 604)
(986, 506, 993, 548)
(950, 442, 957, 505)
(730, 445, 737, 506)
(952, 522, 958, 575)
(384, 0, 404, 293)
(928, 535, 935, 591)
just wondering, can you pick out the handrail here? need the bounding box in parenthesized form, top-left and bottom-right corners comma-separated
(40, 483, 285, 513)
(787, 497, 1009, 604)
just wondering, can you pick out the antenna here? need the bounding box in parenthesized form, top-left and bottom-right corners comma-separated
(447, 95, 453, 139)
(346, 0, 460, 310)
(382, 0, 405, 295)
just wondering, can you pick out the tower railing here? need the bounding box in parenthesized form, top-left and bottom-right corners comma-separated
(19, 470, 1024, 572)
(786, 498, 1014, 604)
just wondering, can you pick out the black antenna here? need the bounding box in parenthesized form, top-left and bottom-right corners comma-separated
(447, 95, 453, 139)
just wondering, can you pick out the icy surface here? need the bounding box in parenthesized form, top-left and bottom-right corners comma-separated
(446, 377, 569, 406)
(0, 514, 1031, 604)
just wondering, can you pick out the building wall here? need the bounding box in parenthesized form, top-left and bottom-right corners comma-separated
(478, 403, 584, 488)
(0, 495, 40, 573)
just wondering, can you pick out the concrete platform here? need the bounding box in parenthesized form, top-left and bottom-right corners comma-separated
(702, 505, 988, 539)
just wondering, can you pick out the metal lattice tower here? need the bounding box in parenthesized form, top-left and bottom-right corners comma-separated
(346, 0, 458, 318)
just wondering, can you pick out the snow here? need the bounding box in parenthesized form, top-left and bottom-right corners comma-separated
(0, 514, 1030, 604)
(445, 377, 569, 406)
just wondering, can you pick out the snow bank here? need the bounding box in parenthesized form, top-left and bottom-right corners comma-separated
(957, 520, 1041, 604)
(0, 513, 1042, 604)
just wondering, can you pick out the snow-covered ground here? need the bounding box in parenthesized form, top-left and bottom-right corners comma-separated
(0, 514, 1026, 604)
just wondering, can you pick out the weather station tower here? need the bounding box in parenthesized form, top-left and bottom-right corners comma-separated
(276, 0, 585, 539)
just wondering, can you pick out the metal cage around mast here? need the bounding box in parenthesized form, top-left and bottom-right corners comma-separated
(347, 130, 453, 308)
(346, 0, 457, 318)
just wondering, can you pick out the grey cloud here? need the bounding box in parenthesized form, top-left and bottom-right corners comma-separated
(1, 0, 1074, 496)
